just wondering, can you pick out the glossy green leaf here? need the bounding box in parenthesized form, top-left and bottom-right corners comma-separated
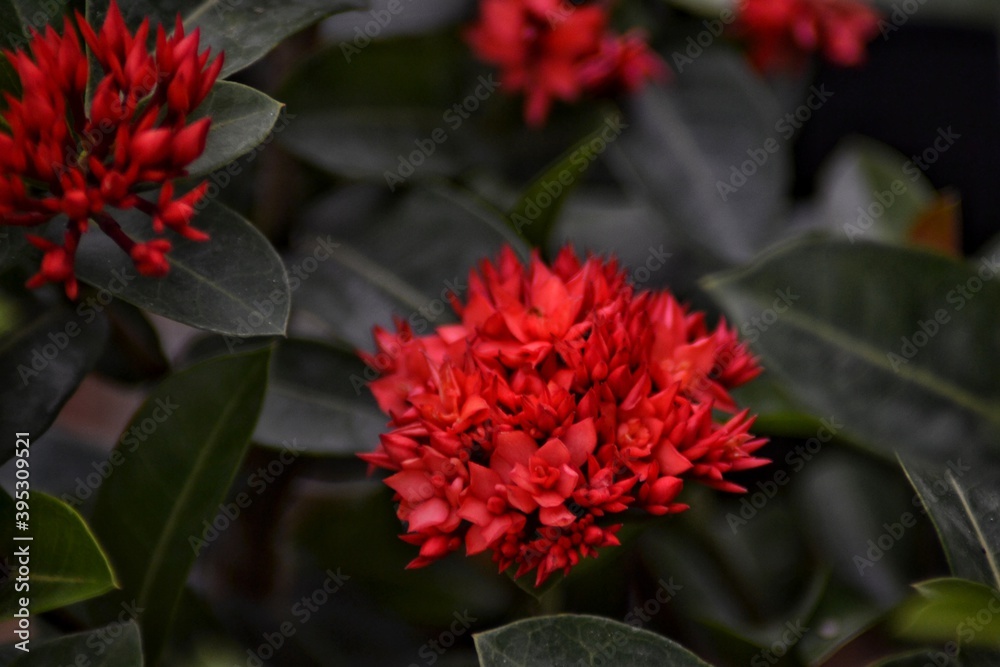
(9, 621, 142, 667)
(86, 0, 366, 78)
(0, 303, 109, 463)
(74, 200, 290, 337)
(292, 184, 524, 349)
(508, 114, 621, 248)
(900, 456, 1000, 590)
(892, 578, 1000, 648)
(90, 348, 271, 664)
(608, 48, 789, 264)
(185, 82, 283, 178)
(474, 615, 715, 667)
(0, 491, 117, 617)
(182, 0, 369, 78)
(252, 338, 384, 455)
(702, 239, 1000, 461)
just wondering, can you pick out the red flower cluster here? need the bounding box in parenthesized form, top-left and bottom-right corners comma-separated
(735, 0, 882, 71)
(465, 0, 667, 127)
(0, 1, 223, 298)
(360, 246, 768, 586)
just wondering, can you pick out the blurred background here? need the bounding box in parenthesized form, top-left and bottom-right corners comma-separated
(5, 0, 1000, 665)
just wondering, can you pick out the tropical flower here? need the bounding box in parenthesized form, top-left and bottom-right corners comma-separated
(360, 246, 768, 586)
(734, 0, 882, 71)
(465, 0, 667, 127)
(0, 0, 223, 298)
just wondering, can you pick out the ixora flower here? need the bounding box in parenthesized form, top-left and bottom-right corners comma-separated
(465, 0, 667, 127)
(0, 1, 223, 298)
(734, 0, 881, 71)
(360, 246, 769, 587)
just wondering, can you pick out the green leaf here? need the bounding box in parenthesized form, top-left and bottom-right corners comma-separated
(185, 81, 283, 178)
(728, 372, 824, 437)
(292, 185, 524, 349)
(900, 456, 1000, 590)
(85, 0, 367, 78)
(74, 200, 290, 337)
(0, 304, 110, 463)
(280, 107, 466, 181)
(797, 581, 885, 666)
(817, 138, 935, 247)
(870, 650, 962, 667)
(608, 49, 789, 264)
(9, 621, 143, 667)
(892, 578, 1000, 648)
(277, 35, 472, 181)
(253, 338, 384, 455)
(182, 0, 368, 78)
(293, 485, 515, 626)
(793, 451, 918, 607)
(473, 614, 715, 667)
(90, 348, 271, 664)
(508, 115, 619, 248)
(0, 491, 117, 618)
(702, 238, 1000, 461)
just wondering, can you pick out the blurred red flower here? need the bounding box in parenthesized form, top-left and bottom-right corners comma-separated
(0, 0, 222, 298)
(360, 246, 768, 587)
(735, 0, 882, 71)
(465, 0, 667, 127)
